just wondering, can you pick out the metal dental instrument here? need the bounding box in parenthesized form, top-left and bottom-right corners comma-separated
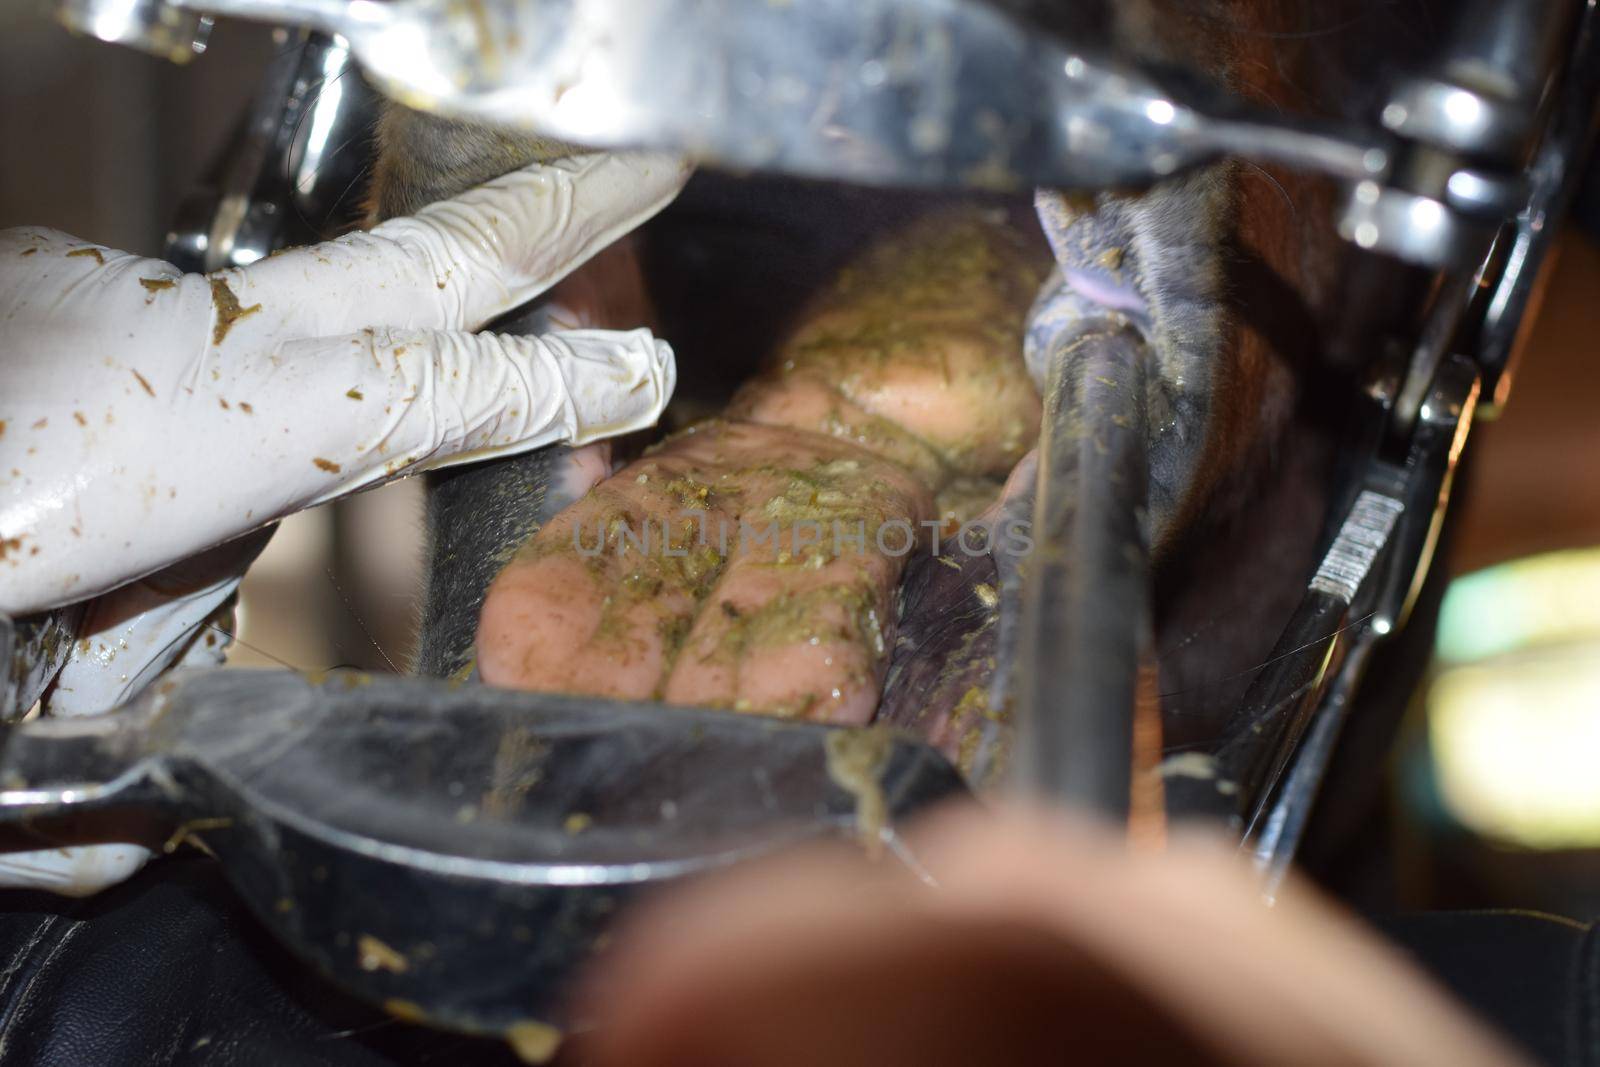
(1013, 323, 1155, 824)
(59, 0, 1391, 198)
(1028, 0, 1594, 849)
(1237, 0, 1598, 874)
(1161, 353, 1481, 839)
(0, 669, 965, 1034)
(164, 29, 377, 272)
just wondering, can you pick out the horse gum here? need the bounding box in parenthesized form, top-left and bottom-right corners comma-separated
(824, 725, 893, 858)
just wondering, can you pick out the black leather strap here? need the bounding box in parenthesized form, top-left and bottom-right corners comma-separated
(0, 857, 522, 1066)
(1376, 910, 1600, 1067)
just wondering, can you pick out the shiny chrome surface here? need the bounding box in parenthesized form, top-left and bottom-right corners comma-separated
(1251, 638, 1373, 900)
(163, 29, 375, 271)
(1012, 324, 1152, 820)
(1381, 0, 1577, 160)
(68, 0, 1588, 271)
(69, 0, 1584, 278)
(1434, 0, 1579, 128)
(1251, 357, 1480, 886)
(1381, 78, 1532, 161)
(1477, 0, 1600, 408)
(0, 670, 965, 1032)
(55, 0, 212, 63)
(67, 0, 1390, 198)
(1337, 182, 1488, 269)
(1166, 351, 1481, 839)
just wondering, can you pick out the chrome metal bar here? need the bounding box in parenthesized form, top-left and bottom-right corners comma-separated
(1170, 356, 1480, 840)
(165, 30, 377, 271)
(171, 0, 356, 33)
(1478, 0, 1600, 406)
(1437, 0, 1579, 116)
(1252, 637, 1376, 898)
(1013, 324, 1151, 820)
(60, 0, 1393, 197)
(1162, 461, 1408, 831)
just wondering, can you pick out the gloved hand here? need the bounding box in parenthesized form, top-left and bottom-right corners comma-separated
(0, 151, 689, 893)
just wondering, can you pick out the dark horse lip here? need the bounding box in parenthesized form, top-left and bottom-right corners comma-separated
(877, 450, 1038, 783)
(877, 513, 1006, 777)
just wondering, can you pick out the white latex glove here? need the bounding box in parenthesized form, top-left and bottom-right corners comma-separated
(0, 151, 688, 895)
(0, 150, 686, 616)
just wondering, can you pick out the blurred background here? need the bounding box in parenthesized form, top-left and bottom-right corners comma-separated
(2, 1, 1598, 921)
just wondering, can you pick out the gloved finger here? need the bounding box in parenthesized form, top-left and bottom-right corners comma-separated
(0, 844, 152, 898)
(197, 152, 689, 343)
(1, 324, 671, 614)
(245, 324, 674, 511)
(0, 153, 685, 394)
(41, 530, 270, 716)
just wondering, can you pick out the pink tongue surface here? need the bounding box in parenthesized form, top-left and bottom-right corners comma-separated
(1064, 266, 1149, 318)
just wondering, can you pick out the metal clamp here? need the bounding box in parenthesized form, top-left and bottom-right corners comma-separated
(164, 29, 376, 272)
(1333, 0, 1584, 268)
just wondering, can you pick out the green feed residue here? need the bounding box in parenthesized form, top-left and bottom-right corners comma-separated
(208, 275, 262, 345)
(506, 1020, 565, 1064)
(825, 726, 893, 859)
